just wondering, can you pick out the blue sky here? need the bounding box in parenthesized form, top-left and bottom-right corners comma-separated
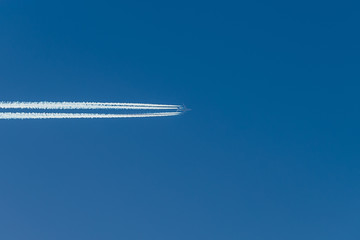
(0, 1, 359, 239)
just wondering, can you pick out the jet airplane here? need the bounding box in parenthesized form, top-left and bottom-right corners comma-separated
(177, 104, 191, 113)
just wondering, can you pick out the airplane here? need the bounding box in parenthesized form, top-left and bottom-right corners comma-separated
(177, 104, 191, 113)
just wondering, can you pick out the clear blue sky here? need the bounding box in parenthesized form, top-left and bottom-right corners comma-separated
(0, 1, 359, 239)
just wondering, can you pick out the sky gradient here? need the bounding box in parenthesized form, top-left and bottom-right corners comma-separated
(0, 1, 359, 239)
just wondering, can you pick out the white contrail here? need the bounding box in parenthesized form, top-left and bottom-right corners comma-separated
(0, 111, 181, 119)
(0, 101, 181, 110)
(0, 101, 184, 120)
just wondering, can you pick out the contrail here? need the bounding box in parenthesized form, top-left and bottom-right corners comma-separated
(0, 101, 180, 110)
(0, 111, 181, 119)
(0, 101, 184, 120)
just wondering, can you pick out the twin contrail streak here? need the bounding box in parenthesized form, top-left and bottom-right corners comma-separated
(0, 101, 183, 120)
(0, 112, 181, 119)
(0, 101, 180, 110)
